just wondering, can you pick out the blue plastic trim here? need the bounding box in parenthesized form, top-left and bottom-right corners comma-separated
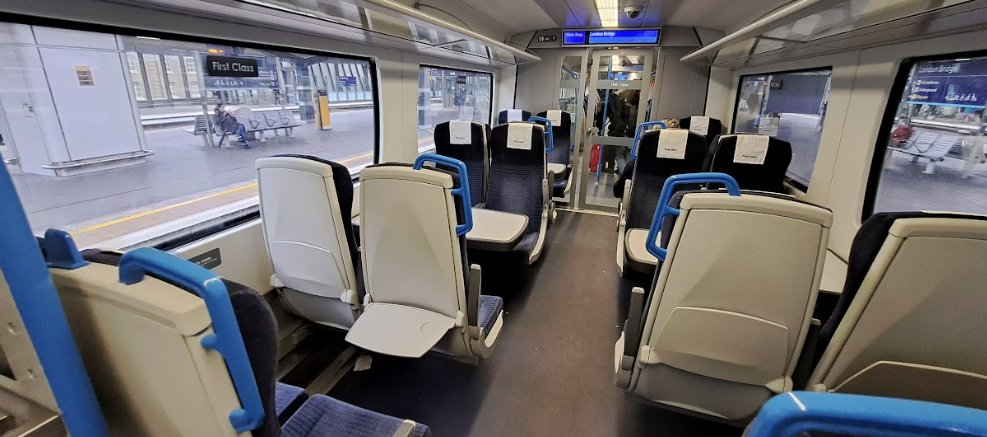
(629, 121, 668, 159)
(527, 116, 555, 153)
(748, 392, 987, 437)
(414, 154, 474, 235)
(645, 173, 740, 261)
(118, 248, 264, 433)
(42, 229, 89, 270)
(0, 159, 109, 436)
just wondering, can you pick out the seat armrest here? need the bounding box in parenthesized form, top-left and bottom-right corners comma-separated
(792, 317, 821, 390)
(467, 264, 481, 340)
(623, 287, 646, 358)
(621, 181, 632, 219)
(542, 177, 550, 207)
(391, 420, 418, 437)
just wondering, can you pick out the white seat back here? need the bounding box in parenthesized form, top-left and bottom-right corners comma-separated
(359, 164, 466, 318)
(256, 156, 360, 330)
(51, 260, 246, 437)
(630, 191, 831, 421)
(809, 213, 987, 411)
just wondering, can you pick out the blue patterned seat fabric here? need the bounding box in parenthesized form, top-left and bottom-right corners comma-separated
(282, 394, 431, 437)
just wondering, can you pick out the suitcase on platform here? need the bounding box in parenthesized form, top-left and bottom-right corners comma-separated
(589, 144, 601, 172)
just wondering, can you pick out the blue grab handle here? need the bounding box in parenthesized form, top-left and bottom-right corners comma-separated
(414, 154, 474, 235)
(118, 248, 264, 433)
(527, 116, 555, 153)
(646, 173, 740, 261)
(629, 121, 668, 159)
(748, 392, 987, 437)
(43, 229, 89, 270)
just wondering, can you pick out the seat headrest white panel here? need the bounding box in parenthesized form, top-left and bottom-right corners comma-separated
(656, 129, 689, 160)
(257, 163, 352, 297)
(733, 134, 770, 165)
(650, 208, 827, 366)
(359, 165, 453, 188)
(449, 120, 473, 145)
(507, 123, 535, 150)
(360, 167, 465, 318)
(689, 116, 710, 135)
(822, 233, 987, 391)
(507, 109, 523, 122)
(547, 110, 563, 125)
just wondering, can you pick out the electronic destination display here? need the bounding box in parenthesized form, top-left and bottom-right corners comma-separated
(561, 29, 660, 46)
(562, 31, 586, 45)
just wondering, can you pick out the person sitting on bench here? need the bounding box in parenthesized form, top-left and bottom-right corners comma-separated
(215, 103, 250, 148)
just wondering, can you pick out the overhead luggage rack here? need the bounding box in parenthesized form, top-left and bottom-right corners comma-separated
(682, 0, 987, 68)
(119, 0, 539, 66)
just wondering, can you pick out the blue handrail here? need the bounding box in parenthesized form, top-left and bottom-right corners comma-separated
(645, 173, 740, 261)
(527, 116, 555, 153)
(0, 160, 109, 436)
(748, 392, 987, 437)
(629, 121, 668, 159)
(118, 248, 265, 433)
(414, 154, 474, 236)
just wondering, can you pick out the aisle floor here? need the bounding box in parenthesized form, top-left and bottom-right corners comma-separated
(328, 211, 742, 437)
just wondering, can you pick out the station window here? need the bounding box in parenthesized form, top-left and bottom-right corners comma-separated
(0, 22, 378, 249)
(416, 66, 492, 154)
(733, 68, 832, 190)
(866, 53, 987, 216)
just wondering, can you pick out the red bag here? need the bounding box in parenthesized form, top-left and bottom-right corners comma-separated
(589, 144, 601, 172)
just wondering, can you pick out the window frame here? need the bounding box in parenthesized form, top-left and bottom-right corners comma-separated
(731, 66, 834, 193)
(0, 11, 382, 249)
(862, 49, 987, 220)
(419, 64, 494, 126)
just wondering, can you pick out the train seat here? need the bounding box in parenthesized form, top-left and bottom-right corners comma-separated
(433, 120, 489, 206)
(807, 212, 987, 411)
(275, 382, 308, 425)
(497, 109, 531, 125)
(617, 129, 707, 277)
(41, 235, 430, 437)
(487, 122, 551, 264)
(705, 134, 793, 193)
(256, 155, 362, 331)
(678, 116, 722, 149)
(345, 155, 505, 362)
(615, 174, 832, 422)
(535, 110, 574, 198)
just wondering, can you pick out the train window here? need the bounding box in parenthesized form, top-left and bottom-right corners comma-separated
(868, 54, 987, 216)
(734, 68, 832, 191)
(0, 22, 378, 249)
(416, 66, 493, 154)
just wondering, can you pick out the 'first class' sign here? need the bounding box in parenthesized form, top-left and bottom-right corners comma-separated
(205, 55, 259, 77)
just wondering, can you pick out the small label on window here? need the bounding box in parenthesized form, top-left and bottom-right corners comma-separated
(75, 66, 95, 86)
(689, 116, 709, 135)
(657, 129, 689, 160)
(507, 123, 533, 150)
(449, 120, 472, 145)
(734, 135, 770, 165)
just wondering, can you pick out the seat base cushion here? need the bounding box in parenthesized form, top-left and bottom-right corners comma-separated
(282, 394, 431, 437)
(478, 295, 504, 332)
(275, 382, 308, 425)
